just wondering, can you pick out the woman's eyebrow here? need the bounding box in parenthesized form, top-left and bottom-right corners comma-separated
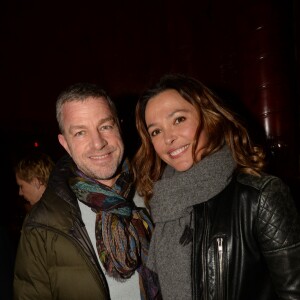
(147, 109, 189, 130)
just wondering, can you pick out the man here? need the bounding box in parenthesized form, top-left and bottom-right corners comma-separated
(13, 83, 160, 299)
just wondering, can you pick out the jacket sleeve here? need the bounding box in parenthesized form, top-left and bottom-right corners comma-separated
(13, 226, 52, 300)
(257, 176, 300, 299)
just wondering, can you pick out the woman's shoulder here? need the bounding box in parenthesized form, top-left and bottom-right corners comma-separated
(236, 172, 286, 192)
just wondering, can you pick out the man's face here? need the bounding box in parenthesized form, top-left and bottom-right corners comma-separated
(58, 97, 124, 187)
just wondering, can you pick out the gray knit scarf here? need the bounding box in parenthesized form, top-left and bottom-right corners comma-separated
(147, 146, 236, 300)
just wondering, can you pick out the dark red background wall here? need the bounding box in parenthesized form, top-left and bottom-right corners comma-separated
(0, 0, 299, 234)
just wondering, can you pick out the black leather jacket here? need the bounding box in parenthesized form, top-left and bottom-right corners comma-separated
(192, 173, 300, 300)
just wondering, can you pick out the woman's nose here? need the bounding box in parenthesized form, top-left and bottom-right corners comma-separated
(164, 131, 176, 145)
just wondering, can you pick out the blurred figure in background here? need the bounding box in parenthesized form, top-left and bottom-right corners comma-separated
(0, 151, 54, 300)
(15, 151, 55, 212)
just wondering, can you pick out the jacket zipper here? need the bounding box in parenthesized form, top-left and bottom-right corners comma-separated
(216, 237, 224, 300)
(201, 204, 209, 300)
(71, 219, 110, 296)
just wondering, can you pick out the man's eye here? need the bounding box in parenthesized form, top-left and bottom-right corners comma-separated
(100, 125, 113, 131)
(74, 131, 85, 137)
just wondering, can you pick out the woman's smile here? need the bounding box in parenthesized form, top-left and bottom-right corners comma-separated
(168, 144, 189, 158)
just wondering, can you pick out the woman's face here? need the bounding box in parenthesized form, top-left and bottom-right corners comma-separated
(145, 89, 207, 172)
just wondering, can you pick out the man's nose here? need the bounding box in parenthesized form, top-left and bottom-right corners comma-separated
(92, 132, 108, 149)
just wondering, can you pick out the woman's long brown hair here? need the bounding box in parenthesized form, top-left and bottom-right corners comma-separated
(132, 74, 265, 203)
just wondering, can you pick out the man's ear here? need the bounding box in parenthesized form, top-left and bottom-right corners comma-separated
(58, 134, 71, 155)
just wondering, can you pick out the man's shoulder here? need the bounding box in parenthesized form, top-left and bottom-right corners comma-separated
(23, 187, 75, 230)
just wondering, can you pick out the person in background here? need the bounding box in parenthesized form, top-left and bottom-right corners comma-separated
(15, 151, 55, 211)
(132, 73, 300, 300)
(13, 83, 161, 300)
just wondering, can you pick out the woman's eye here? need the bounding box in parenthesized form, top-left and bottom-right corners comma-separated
(150, 129, 160, 137)
(175, 116, 186, 124)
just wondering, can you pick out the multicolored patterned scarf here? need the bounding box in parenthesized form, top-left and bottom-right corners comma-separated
(69, 159, 154, 280)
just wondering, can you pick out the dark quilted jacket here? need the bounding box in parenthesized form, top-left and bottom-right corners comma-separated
(192, 173, 300, 300)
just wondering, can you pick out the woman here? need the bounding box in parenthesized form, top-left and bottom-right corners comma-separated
(132, 73, 300, 300)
